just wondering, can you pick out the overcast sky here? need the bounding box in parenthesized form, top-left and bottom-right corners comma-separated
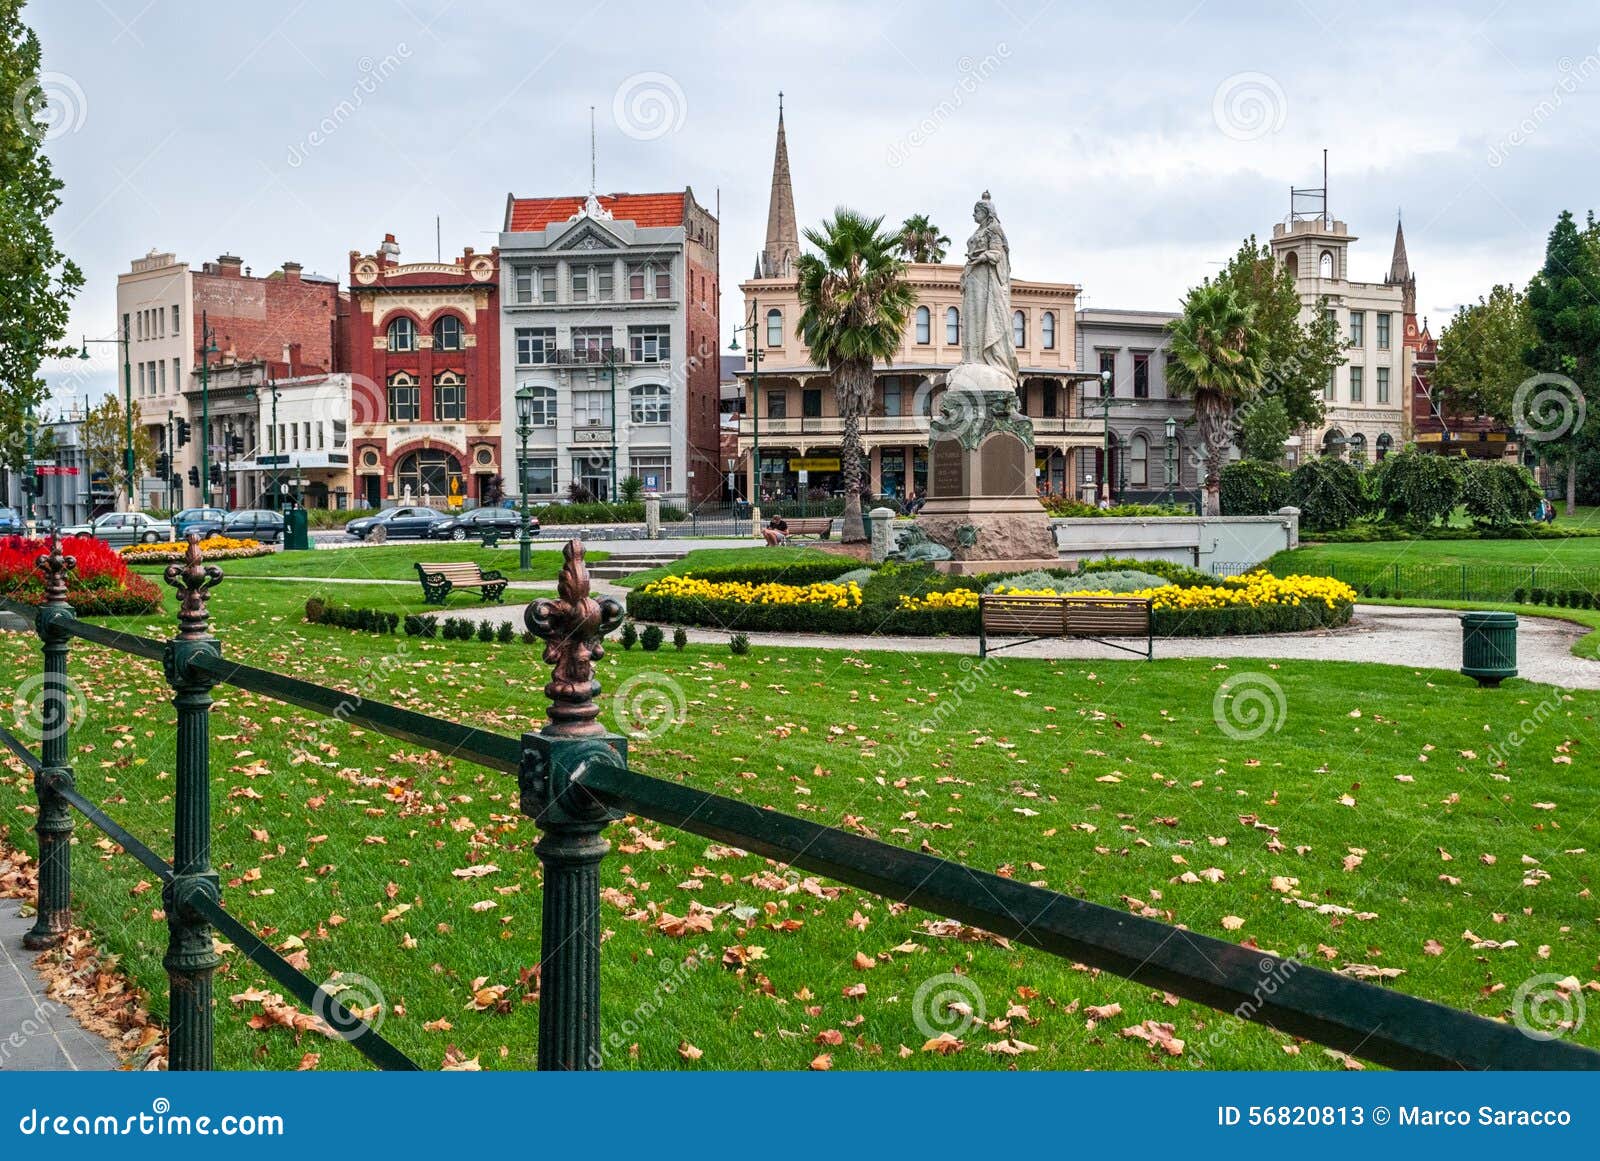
(30, 0, 1600, 408)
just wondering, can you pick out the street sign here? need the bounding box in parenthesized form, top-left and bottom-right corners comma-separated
(31, 460, 56, 468)
(35, 466, 79, 477)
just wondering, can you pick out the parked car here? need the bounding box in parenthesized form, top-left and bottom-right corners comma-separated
(58, 511, 174, 546)
(172, 507, 229, 539)
(0, 507, 21, 534)
(426, 506, 538, 541)
(223, 509, 286, 544)
(343, 506, 448, 541)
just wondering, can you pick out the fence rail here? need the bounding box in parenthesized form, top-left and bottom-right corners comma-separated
(1248, 559, 1600, 606)
(3, 532, 1597, 1071)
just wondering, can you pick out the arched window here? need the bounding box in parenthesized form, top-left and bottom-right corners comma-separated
(517, 383, 557, 426)
(630, 383, 671, 424)
(433, 370, 466, 420)
(1130, 434, 1149, 487)
(386, 316, 416, 352)
(1319, 250, 1334, 279)
(1376, 432, 1393, 460)
(395, 449, 461, 499)
(387, 372, 419, 422)
(432, 315, 463, 351)
(945, 306, 960, 345)
(1321, 428, 1345, 457)
(1012, 310, 1027, 349)
(1284, 252, 1299, 280)
(765, 308, 783, 347)
(914, 306, 931, 345)
(1041, 311, 1056, 350)
(1348, 432, 1368, 462)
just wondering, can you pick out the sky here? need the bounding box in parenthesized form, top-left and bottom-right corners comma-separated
(28, 0, 1600, 409)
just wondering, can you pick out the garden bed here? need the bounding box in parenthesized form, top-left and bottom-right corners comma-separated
(0, 535, 163, 616)
(120, 535, 275, 564)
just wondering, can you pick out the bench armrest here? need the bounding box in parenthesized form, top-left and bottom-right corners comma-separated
(478, 569, 507, 582)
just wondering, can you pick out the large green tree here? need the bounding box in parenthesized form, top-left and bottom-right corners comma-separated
(1523, 210, 1600, 514)
(796, 208, 916, 541)
(895, 214, 950, 264)
(1165, 283, 1264, 515)
(1, 1, 84, 504)
(1430, 284, 1536, 421)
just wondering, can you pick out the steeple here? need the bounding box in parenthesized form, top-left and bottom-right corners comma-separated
(757, 93, 799, 278)
(1385, 212, 1416, 316)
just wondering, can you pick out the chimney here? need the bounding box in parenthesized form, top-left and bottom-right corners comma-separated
(217, 254, 244, 277)
(379, 233, 401, 266)
(283, 260, 303, 284)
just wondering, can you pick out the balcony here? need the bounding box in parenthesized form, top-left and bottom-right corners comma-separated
(736, 415, 1101, 442)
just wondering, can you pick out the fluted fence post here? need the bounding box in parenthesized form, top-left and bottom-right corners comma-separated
(521, 540, 625, 1070)
(24, 535, 77, 950)
(161, 533, 224, 1070)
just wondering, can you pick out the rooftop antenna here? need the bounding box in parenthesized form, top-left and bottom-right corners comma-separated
(1288, 148, 1330, 226)
(436, 215, 441, 262)
(589, 105, 597, 195)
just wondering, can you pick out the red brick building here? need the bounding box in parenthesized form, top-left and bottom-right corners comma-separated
(340, 234, 503, 507)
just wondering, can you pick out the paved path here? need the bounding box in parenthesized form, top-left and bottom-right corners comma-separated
(0, 901, 118, 1071)
(437, 601, 1600, 689)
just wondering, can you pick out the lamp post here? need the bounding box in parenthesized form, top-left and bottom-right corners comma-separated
(728, 298, 761, 502)
(22, 404, 36, 534)
(1164, 414, 1177, 508)
(198, 313, 218, 506)
(247, 380, 282, 510)
(79, 325, 134, 510)
(515, 383, 535, 572)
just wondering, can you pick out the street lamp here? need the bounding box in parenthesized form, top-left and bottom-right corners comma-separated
(246, 379, 282, 510)
(1164, 414, 1177, 508)
(515, 382, 535, 572)
(198, 312, 218, 506)
(79, 325, 134, 511)
(728, 298, 762, 504)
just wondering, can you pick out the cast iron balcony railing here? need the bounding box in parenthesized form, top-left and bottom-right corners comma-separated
(2, 533, 1597, 1071)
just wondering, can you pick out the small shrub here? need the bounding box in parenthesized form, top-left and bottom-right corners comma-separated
(672, 626, 688, 651)
(497, 621, 515, 643)
(640, 624, 664, 651)
(729, 632, 750, 655)
(1513, 587, 1527, 605)
(305, 597, 328, 624)
(521, 629, 538, 645)
(619, 620, 638, 650)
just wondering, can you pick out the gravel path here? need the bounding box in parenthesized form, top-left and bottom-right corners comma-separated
(438, 600, 1599, 689)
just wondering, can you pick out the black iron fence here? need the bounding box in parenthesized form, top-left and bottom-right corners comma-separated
(3, 533, 1596, 1071)
(1245, 559, 1600, 606)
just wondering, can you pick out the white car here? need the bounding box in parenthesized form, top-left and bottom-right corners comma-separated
(60, 511, 175, 546)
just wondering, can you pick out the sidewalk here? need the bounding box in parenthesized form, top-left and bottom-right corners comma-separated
(0, 901, 118, 1071)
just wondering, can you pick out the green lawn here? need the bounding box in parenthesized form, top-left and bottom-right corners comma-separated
(1274, 536, 1600, 572)
(130, 545, 598, 585)
(3, 575, 1596, 1072)
(617, 545, 848, 587)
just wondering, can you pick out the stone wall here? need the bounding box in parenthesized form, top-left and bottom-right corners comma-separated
(1048, 510, 1300, 574)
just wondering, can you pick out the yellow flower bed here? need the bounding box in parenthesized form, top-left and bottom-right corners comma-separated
(640, 573, 862, 609)
(119, 535, 272, 563)
(898, 572, 1355, 613)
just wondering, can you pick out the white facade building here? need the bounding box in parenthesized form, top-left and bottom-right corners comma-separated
(115, 250, 192, 507)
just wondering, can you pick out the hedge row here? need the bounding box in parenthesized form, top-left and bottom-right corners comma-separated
(304, 598, 399, 634)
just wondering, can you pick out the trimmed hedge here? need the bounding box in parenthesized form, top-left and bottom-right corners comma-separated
(304, 598, 399, 634)
(1219, 460, 1291, 516)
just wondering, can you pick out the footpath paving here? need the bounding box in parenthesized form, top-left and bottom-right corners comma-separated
(0, 901, 118, 1071)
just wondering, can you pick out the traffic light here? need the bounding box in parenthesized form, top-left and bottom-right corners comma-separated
(169, 474, 182, 493)
(188, 466, 200, 487)
(230, 434, 245, 456)
(209, 465, 222, 486)
(156, 453, 171, 478)
(176, 418, 192, 447)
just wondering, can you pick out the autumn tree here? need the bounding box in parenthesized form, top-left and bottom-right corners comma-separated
(81, 395, 155, 510)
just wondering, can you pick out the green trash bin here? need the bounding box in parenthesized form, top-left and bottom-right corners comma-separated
(1461, 611, 1517, 687)
(284, 508, 310, 552)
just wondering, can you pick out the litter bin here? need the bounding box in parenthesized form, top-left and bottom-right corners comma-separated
(1461, 611, 1517, 687)
(284, 507, 310, 552)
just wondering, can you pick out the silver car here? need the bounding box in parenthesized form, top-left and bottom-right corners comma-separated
(61, 511, 175, 546)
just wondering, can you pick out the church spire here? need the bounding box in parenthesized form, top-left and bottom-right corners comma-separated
(758, 92, 799, 278)
(1388, 213, 1410, 283)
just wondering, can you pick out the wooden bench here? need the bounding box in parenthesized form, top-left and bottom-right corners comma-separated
(415, 561, 509, 605)
(978, 593, 1152, 660)
(778, 517, 833, 541)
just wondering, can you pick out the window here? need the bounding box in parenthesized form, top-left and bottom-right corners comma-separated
(434, 371, 466, 420)
(291, 423, 299, 451)
(571, 266, 589, 300)
(655, 266, 671, 299)
(1376, 432, 1393, 460)
(802, 388, 823, 419)
(511, 265, 555, 304)
(630, 383, 671, 424)
(1042, 383, 1058, 418)
(396, 449, 461, 498)
(765, 309, 783, 347)
(1349, 311, 1364, 347)
(574, 390, 611, 427)
(515, 327, 557, 366)
(138, 363, 146, 396)
(1349, 366, 1364, 402)
(881, 376, 903, 417)
(1376, 367, 1390, 403)
(520, 456, 558, 496)
(628, 266, 645, 300)
(571, 326, 613, 360)
(596, 266, 613, 301)
(1130, 435, 1149, 487)
(1132, 353, 1150, 399)
(518, 383, 557, 425)
(1324, 368, 1336, 401)
(386, 317, 416, 352)
(172, 305, 180, 334)
(173, 358, 180, 391)
(1349, 432, 1367, 460)
(1041, 311, 1056, 350)
(432, 315, 464, 351)
(387, 372, 420, 421)
(629, 262, 670, 301)
(1012, 310, 1027, 349)
(512, 265, 535, 303)
(1319, 250, 1334, 279)
(628, 325, 671, 363)
(1376, 313, 1392, 349)
(766, 390, 787, 420)
(122, 312, 130, 342)
(1098, 350, 1116, 394)
(158, 361, 167, 393)
(628, 455, 672, 493)
(332, 420, 347, 447)
(945, 306, 960, 345)
(915, 306, 931, 345)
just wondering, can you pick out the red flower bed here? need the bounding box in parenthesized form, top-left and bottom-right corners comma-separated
(0, 535, 163, 616)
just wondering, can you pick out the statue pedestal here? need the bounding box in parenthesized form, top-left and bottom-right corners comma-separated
(916, 371, 1059, 575)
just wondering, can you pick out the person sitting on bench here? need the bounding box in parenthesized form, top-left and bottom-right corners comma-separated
(762, 515, 789, 546)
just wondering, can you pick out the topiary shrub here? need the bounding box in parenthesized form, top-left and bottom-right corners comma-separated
(521, 629, 538, 645)
(619, 620, 638, 650)
(1220, 460, 1291, 516)
(729, 632, 750, 655)
(1371, 445, 1461, 528)
(497, 621, 515, 643)
(672, 626, 688, 650)
(477, 621, 496, 642)
(1288, 456, 1369, 531)
(640, 624, 664, 651)
(1459, 460, 1543, 527)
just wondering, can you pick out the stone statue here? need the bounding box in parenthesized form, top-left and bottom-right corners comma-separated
(960, 192, 1018, 382)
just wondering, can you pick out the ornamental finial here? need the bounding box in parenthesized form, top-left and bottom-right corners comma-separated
(524, 539, 624, 737)
(162, 531, 223, 640)
(35, 531, 77, 606)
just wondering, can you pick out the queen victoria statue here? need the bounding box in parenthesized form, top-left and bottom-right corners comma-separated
(960, 193, 1020, 382)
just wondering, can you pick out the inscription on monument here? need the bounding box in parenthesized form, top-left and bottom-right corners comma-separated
(931, 438, 967, 498)
(979, 432, 1031, 497)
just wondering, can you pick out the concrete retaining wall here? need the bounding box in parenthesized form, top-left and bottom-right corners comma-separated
(1050, 509, 1300, 574)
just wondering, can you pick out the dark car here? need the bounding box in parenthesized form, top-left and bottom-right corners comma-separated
(344, 506, 448, 541)
(223, 509, 286, 544)
(427, 506, 538, 541)
(0, 507, 20, 534)
(173, 507, 228, 539)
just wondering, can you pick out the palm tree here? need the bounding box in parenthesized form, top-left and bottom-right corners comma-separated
(1165, 283, 1263, 515)
(896, 214, 951, 264)
(796, 209, 916, 541)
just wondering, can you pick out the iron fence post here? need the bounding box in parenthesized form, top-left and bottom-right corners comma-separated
(24, 535, 78, 950)
(521, 540, 625, 1070)
(161, 533, 224, 1070)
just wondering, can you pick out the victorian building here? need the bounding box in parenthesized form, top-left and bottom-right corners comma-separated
(734, 103, 1096, 503)
(341, 234, 503, 508)
(496, 186, 722, 505)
